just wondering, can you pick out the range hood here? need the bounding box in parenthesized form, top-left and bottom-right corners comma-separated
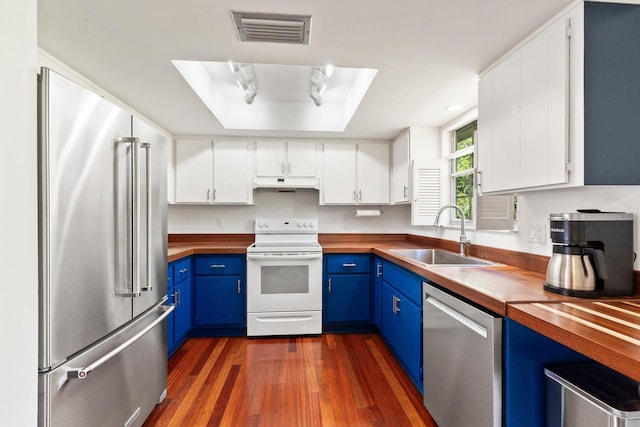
(252, 177, 320, 190)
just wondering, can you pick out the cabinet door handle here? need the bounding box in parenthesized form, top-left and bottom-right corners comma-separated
(207, 188, 211, 202)
(179, 268, 188, 274)
(211, 264, 225, 269)
(328, 278, 332, 293)
(376, 263, 382, 277)
(237, 279, 241, 294)
(358, 190, 362, 201)
(403, 185, 408, 199)
(353, 190, 357, 202)
(176, 290, 181, 307)
(342, 263, 357, 268)
(392, 295, 401, 314)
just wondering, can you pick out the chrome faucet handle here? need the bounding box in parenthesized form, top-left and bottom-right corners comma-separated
(459, 234, 471, 256)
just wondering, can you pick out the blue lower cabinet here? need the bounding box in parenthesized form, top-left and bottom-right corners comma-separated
(378, 260, 423, 392)
(323, 254, 374, 332)
(173, 278, 192, 345)
(325, 274, 371, 323)
(195, 276, 245, 326)
(504, 318, 589, 427)
(168, 257, 192, 356)
(372, 257, 383, 330)
(381, 281, 422, 392)
(167, 264, 175, 356)
(192, 254, 246, 335)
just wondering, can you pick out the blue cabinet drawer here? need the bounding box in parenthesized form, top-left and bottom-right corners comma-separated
(173, 258, 191, 284)
(326, 254, 371, 274)
(195, 255, 243, 275)
(382, 261, 422, 306)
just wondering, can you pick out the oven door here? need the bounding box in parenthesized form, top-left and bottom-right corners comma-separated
(247, 252, 323, 336)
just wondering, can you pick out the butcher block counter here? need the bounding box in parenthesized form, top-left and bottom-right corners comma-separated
(168, 234, 254, 262)
(169, 233, 640, 380)
(508, 301, 640, 382)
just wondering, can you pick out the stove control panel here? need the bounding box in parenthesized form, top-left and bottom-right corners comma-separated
(255, 219, 318, 233)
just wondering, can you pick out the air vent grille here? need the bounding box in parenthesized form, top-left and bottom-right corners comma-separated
(231, 12, 311, 45)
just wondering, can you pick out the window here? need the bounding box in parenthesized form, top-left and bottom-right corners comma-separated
(442, 114, 516, 231)
(449, 120, 476, 221)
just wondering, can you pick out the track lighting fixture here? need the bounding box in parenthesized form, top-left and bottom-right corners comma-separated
(229, 62, 258, 104)
(309, 65, 331, 107)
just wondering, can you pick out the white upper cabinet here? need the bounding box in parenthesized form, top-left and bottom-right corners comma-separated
(287, 141, 317, 177)
(390, 132, 410, 204)
(357, 143, 390, 204)
(479, 2, 640, 193)
(175, 139, 213, 203)
(478, 12, 569, 194)
(321, 142, 389, 205)
(322, 143, 357, 204)
(390, 127, 439, 205)
(256, 141, 316, 178)
(255, 141, 285, 177)
(173, 139, 251, 204)
(213, 140, 251, 204)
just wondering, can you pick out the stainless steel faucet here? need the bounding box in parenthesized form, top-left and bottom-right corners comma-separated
(433, 204, 471, 256)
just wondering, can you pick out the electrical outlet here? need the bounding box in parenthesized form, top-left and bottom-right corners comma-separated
(216, 218, 224, 228)
(529, 224, 546, 243)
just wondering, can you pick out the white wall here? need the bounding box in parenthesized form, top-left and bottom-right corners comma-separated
(0, 0, 38, 425)
(169, 190, 410, 234)
(411, 186, 640, 269)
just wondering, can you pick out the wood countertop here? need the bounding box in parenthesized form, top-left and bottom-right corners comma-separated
(508, 301, 640, 382)
(168, 234, 254, 262)
(168, 233, 640, 380)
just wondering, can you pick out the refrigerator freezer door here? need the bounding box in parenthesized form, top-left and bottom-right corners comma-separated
(131, 117, 168, 318)
(39, 68, 134, 370)
(39, 303, 170, 427)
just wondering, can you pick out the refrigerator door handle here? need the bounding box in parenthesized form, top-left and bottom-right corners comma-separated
(126, 137, 153, 296)
(67, 304, 174, 380)
(140, 141, 152, 292)
(117, 136, 142, 298)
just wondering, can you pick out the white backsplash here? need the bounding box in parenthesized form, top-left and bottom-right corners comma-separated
(169, 186, 640, 269)
(410, 186, 640, 269)
(168, 189, 410, 234)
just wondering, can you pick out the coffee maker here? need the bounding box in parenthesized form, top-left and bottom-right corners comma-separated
(544, 211, 634, 297)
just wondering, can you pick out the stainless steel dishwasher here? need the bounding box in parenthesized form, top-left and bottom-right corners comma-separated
(423, 281, 502, 427)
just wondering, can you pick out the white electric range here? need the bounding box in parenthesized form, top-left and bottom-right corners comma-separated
(246, 219, 323, 336)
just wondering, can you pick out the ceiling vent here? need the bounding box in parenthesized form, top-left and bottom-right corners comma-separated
(231, 12, 312, 45)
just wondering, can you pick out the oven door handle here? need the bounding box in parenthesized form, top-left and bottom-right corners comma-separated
(247, 253, 323, 261)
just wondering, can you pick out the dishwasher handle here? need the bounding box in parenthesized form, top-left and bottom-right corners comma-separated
(425, 295, 488, 338)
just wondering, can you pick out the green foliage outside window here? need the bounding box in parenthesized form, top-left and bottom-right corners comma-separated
(452, 121, 477, 220)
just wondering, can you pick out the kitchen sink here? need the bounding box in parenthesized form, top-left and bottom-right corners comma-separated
(389, 248, 495, 266)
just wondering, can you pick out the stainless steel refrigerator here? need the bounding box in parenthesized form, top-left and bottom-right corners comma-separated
(37, 67, 173, 427)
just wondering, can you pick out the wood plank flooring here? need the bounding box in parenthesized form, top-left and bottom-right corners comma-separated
(143, 333, 437, 427)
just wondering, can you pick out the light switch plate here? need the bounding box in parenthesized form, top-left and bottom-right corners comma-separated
(529, 224, 545, 243)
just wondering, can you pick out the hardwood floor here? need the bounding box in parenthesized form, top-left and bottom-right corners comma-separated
(144, 333, 437, 426)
